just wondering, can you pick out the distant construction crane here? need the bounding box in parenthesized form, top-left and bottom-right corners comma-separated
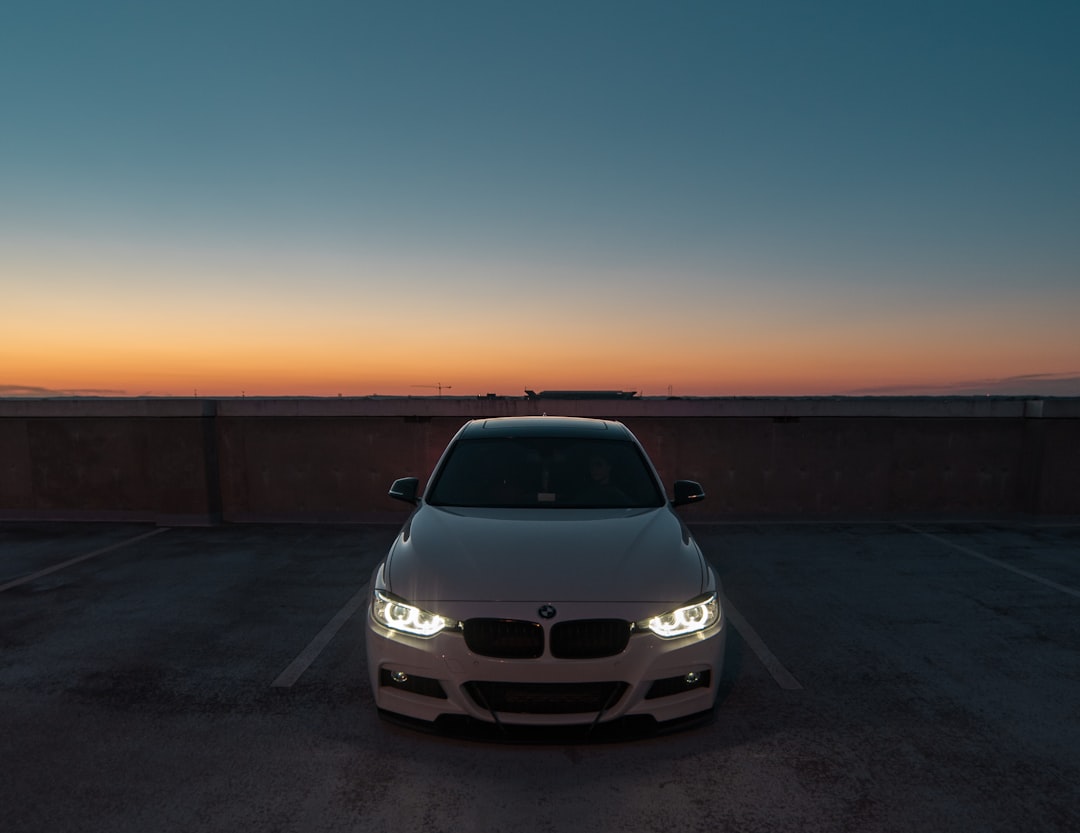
(411, 383, 452, 396)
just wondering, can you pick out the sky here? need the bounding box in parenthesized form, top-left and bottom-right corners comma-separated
(2, 0, 1079, 398)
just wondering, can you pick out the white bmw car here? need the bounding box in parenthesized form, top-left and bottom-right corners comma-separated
(365, 416, 726, 728)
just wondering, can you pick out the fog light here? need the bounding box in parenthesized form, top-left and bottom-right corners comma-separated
(379, 669, 447, 699)
(645, 669, 711, 700)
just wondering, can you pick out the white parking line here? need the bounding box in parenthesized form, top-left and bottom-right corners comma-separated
(271, 582, 370, 688)
(0, 527, 170, 593)
(902, 524, 1080, 601)
(719, 591, 803, 690)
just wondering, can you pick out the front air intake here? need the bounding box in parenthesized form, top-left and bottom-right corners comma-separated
(464, 681, 629, 714)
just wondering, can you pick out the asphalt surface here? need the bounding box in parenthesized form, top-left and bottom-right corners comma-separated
(1, 519, 1078, 833)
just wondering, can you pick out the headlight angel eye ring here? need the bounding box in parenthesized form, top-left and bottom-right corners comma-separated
(638, 593, 721, 639)
(371, 589, 458, 637)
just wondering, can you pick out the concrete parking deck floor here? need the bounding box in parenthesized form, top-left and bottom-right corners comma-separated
(1, 520, 1078, 833)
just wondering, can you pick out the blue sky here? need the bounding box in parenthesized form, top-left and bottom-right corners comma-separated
(3, 1, 1078, 396)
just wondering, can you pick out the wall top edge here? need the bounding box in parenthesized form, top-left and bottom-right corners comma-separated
(0, 399, 218, 418)
(1, 396, 1078, 419)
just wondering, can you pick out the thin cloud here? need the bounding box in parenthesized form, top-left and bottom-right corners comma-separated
(847, 373, 1080, 396)
(0, 385, 128, 398)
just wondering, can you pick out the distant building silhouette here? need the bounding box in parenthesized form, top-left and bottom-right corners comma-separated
(525, 390, 638, 400)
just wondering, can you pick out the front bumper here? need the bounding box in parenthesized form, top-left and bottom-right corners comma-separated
(365, 602, 726, 726)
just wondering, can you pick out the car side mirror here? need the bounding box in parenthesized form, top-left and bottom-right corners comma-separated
(389, 477, 420, 505)
(672, 480, 705, 507)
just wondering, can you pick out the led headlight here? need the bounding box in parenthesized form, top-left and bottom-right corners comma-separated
(638, 593, 721, 639)
(371, 589, 459, 637)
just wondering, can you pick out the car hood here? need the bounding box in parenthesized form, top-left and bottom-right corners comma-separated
(385, 505, 706, 604)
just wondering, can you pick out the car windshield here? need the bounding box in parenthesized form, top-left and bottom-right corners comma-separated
(426, 437, 666, 509)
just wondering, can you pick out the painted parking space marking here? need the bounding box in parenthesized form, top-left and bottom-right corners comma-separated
(271, 581, 370, 688)
(0, 527, 170, 593)
(902, 524, 1080, 601)
(719, 591, 803, 690)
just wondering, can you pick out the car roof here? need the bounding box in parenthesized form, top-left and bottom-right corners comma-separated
(458, 416, 634, 440)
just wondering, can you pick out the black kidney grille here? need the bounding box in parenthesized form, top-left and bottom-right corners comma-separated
(550, 619, 631, 658)
(465, 681, 629, 714)
(463, 619, 544, 658)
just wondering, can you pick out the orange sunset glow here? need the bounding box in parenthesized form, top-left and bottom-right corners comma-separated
(3, 3, 1079, 399)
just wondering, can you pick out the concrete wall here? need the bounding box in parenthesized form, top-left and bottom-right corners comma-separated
(1, 396, 1078, 524)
